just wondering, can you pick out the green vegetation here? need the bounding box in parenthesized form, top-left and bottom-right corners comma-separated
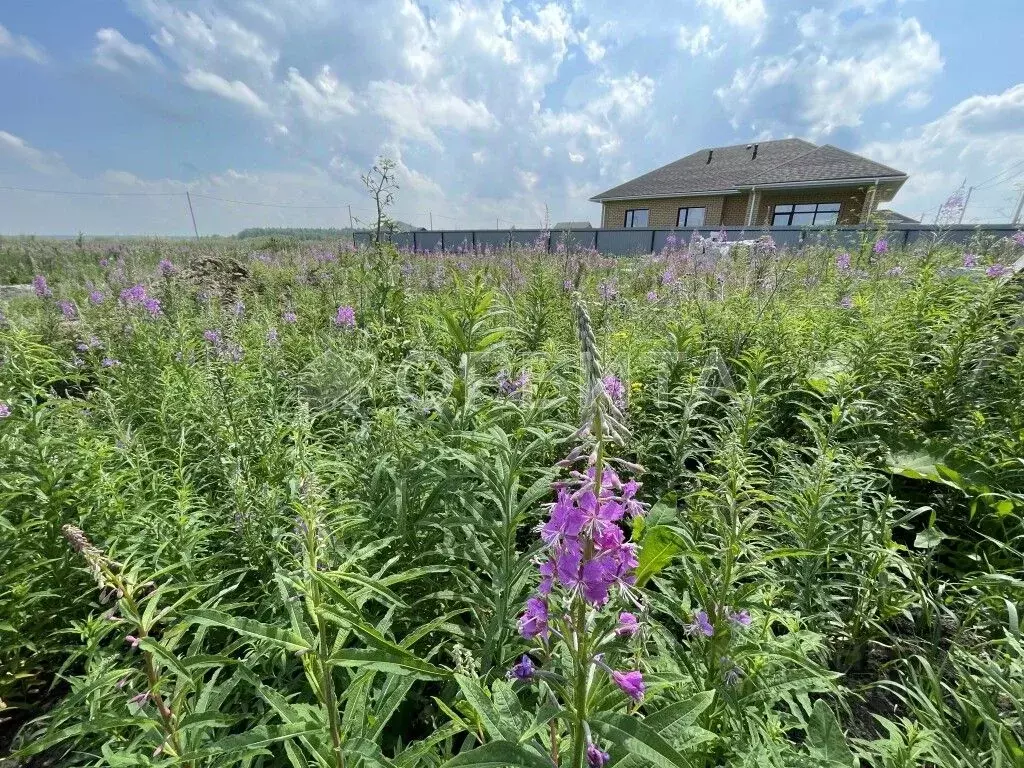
(1, 234, 1022, 767)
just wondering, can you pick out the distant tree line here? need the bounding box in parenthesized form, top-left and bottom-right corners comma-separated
(236, 222, 419, 240)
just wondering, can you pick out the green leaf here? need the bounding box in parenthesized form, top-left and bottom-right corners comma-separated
(888, 453, 963, 491)
(913, 527, 947, 550)
(330, 648, 449, 680)
(190, 721, 323, 758)
(806, 700, 855, 767)
(591, 712, 694, 768)
(187, 609, 312, 652)
(635, 526, 684, 587)
(455, 674, 516, 741)
(442, 740, 552, 768)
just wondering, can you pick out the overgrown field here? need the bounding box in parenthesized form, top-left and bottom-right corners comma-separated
(1, 234, 1023, 767)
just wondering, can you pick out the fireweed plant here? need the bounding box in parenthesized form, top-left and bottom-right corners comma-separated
(513, 293, 648, 768)
(1, 233, 1024, 767)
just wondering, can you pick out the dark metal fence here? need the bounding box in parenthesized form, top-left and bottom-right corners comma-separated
(353, 224, 1021, 255)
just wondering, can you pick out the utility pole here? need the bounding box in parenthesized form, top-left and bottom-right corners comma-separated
(429, 211, 433, 230)
(957, 186, 973, 224)
(1012, 187, 1024, 225)
(347, 204, 354, 230)
(496, 217, 500, 229)
(185, 190, 199, 239)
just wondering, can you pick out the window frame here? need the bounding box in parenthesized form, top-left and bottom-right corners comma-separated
(771, 201, 841, 226)
(676, 206, 707, 227)
(623, 208, 650, 228)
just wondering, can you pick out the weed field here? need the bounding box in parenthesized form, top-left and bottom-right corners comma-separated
(1, 234, 1023, 767)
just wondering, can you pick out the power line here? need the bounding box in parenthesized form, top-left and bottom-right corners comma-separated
(0, 183, 181, 197)
(973, 159, 1024, 190)
(191, 192, 354, 210)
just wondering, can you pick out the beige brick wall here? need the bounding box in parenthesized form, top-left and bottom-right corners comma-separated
(721, 193, 750, 225)
(601, 187, 877, 228)
(601, 195, 726, 228)
(755, 187, 871, 226)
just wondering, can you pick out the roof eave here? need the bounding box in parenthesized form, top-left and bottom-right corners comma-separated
(590, 188, 742, 203)
(736, 175, 908, 190)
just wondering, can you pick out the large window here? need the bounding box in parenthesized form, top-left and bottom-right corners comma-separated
(677, 207, 706, 227)
(772, 202, 841, 226)
(624, 209, 649, 227)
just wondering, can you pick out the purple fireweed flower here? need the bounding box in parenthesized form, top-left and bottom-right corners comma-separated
(646, 290, 658, 302)
(231, 300, 245, 318)
(836, 252, 851, 271)
(616, 612, 640, 637)
(728, 609, 751, 628)
(986, 263, 1008, 279)
(1013, 231, 1024, 247)
(963, 253, 979, 268)
(722, 657, 743, 686)
(99, 257, 110, 268)
(334, 305, 356, 328)
(76, 336, 102, 352)
(603, 375, 626, 409)
(125, 635, 141, 648)
(611, 670, 645, 701)
(57, 299, 77, 320)
(839, 295, 854, 309)
(101, 357, 120, 368)
(598, 279, 618, 301)
(282, 310, 298, 324)
(267, 327, 279, 345)
(497, 369, 530, 398)
(541, 489, 585, 546)
(88, 290, 105, 305)
(562, 279, 573, 292)
(141, 297, 162, 317)
(119, 284, 147, 306)
(157, 258, 177, 276)
(587, 743, 611, 767)
(685, 610, 714, 638)
(621, 479, 646, 518)
(660, 268, 675, 286)
(0, 402, 10, 418)
(518, 597, 549, 639)
(873, 239, 889, 255)
(128, 691, 150, 706)
(508, 655, 536, 681)
(203, 330, 221, 345)
(33, 275, 52, 298)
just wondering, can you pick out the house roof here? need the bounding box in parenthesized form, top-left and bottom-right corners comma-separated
(552, 221, 593, 229)
(590, 138, 908, 201)
(874, 208, 919, 224)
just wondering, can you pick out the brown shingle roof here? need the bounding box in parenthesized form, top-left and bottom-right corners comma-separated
(590, 138, 907, 201)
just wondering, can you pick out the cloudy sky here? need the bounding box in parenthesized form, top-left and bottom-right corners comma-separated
(0, 0, 1021, 235)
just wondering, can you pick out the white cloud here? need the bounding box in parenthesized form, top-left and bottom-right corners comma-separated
(0, 23, 47, 63)
(93, 28, 161, 72)
(0, 131, 64, 173)
(286, 65, 357, 121)
(717, 15, 942, 136)
(861, 83, 1024, 223)
(367, 80, 497, 145)
(677, 25, 721, 57)
(697, 0, 767, 35)
(568, 151, 584, 163)
(183, 69, 269, 114)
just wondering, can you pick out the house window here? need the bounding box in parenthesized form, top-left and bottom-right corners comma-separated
(677, 207, 706, 227)
(624, 209, 649, 227)
(771, 202, 841, 226)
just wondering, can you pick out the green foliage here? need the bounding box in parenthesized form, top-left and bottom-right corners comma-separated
(1, 235, 1023, 766)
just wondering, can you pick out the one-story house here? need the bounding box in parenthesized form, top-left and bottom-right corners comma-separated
(590, 138, 907, 229)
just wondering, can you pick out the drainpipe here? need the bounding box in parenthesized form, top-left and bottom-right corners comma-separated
(745, 187, 758, 227)
(865, 178, 880, 223)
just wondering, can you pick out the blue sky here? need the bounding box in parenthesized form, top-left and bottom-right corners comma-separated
(0, 0, 1021, 235)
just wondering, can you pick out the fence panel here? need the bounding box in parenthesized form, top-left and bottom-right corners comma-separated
(354, 224, 1018, 255)
(596, 229, 656, 255)
(442, 231, 476, 252)
(415, 232, 443, 251)
(475, 230, 512, 249)
(511, 229, 549, 249)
